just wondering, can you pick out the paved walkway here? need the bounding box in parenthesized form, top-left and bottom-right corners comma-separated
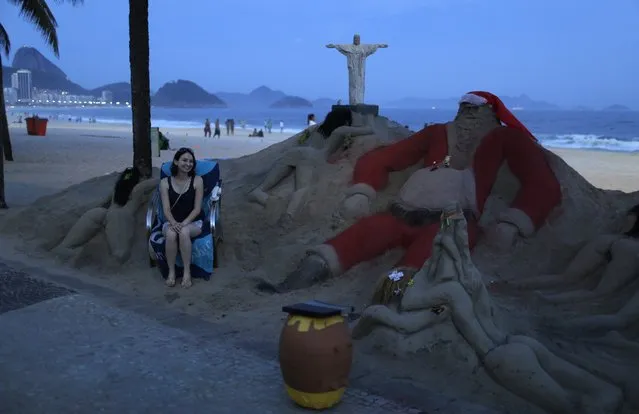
(0, 263, 500, 414)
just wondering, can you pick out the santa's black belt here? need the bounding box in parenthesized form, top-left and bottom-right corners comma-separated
(389, 203, 475, 227)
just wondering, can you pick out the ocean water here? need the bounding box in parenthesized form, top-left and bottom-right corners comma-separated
(8, 105, 639, 153)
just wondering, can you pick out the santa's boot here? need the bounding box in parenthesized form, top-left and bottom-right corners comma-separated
(256, 254, 330, 294)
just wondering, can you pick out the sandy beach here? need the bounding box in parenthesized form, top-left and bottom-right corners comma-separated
(1, 117, 638, 413)
(4, 119, 291, 205)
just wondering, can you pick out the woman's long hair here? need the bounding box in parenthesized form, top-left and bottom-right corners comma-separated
(624, 204, 639, 238)
(113, 166, 141, 206)
(170, 147, 197, 177)
(317, 107, 352, 138)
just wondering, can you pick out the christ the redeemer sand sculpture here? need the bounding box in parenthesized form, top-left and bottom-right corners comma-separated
(326, 34, 387, 106)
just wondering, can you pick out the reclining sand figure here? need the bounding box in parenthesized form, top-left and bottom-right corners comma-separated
(352, 205, 623, 414)
(490, 204, 639, 304)
(248, 107, 373, 221)
(53, 167, 159, 263)
(256, 91, 562, 294)
(558, 287, 639, 333)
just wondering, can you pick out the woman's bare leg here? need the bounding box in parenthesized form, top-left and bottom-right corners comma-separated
(566, 289, 639, 332)
(494, 235, 619, 291)
(508, 335, 622, 414)
(178, 224, 202, 288)
(483, 342, 577, 413)
(248, 164, 294, 206)
(163, 225, 179, 287)
(542, 238, 639, 303)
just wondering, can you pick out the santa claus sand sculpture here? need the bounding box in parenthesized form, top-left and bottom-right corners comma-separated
(257, 91, 562, 293)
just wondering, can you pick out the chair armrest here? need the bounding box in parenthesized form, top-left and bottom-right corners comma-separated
(208, 180, 222, 237)
(145, 189, 160, 234)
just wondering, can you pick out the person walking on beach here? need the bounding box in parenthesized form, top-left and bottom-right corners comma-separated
(266, 118, 273, 134)
(280, 120, 284, 133)
(230, 118, 235, 135)
(204, 118, 212, 137)
(213, 118, 221, 138)
(225, 119, 231, 135)
(159, 147, 204, 288)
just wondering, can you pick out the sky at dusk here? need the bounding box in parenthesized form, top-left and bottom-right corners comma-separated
(2, 0, 638, 107)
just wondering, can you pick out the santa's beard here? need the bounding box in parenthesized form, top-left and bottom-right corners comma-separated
(454, 105, 501, 152)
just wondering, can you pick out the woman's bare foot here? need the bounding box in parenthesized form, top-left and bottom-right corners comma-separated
(166, 273, 176, 287)
(248, 189, 269, 206)
(181, 274, 193, 288)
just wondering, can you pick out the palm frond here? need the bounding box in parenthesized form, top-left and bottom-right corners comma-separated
(0, 24, 11, 56)
(7, 0, 60, 56)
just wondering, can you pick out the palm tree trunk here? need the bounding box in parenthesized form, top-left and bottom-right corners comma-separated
(0, 57, 9, 208)
(0, 55, 14, 162)
(128, 0, 152, 179)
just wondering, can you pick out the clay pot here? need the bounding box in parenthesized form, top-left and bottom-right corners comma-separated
(279, 302, 353, 410)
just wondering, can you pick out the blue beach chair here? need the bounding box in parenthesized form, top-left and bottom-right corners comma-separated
(146, 159, 223, 280)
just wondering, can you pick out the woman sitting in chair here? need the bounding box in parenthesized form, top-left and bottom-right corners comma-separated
(160, 147, 204, 288)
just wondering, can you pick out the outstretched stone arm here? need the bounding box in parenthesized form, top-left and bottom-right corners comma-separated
(326, 43, 353, 56)
(480, 128, 562, 237)
(345, 125, 435, 200)
(406, 281, 496, 355)
(357, 305, 449, 336)
(363, 44, 388, 56)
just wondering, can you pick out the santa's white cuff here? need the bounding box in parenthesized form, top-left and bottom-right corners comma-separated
(498, 208, 535, 237)
(344, 183, 377, 200)
(308, 244, 343, 277)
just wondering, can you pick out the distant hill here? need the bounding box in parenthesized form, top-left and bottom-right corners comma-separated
(89, 82, 131, 103)
(2, 46, 130, 101)
(603, 104, 631, 112)
(385, 94, 559, 110)
(12, 47, 67, 79)
(152, 80, 226, 108)
(270, 96, 312, 108)
(216, 86, 306, 108)
(2, 47, 89, 94)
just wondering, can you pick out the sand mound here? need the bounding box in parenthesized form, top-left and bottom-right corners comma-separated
(2, 117, 639, 413)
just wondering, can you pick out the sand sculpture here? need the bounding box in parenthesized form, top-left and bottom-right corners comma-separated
(490, 205, 639, 306)
(326, 34, 388, 105)
(52, 168, 159, 263)
(352, 205, 623, 414)
(3, 96, 639, 413)
(248, 107, 374, 223)
(257, 91, 562, 294)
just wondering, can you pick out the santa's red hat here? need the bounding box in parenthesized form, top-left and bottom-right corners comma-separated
(459, 91, 536, 141)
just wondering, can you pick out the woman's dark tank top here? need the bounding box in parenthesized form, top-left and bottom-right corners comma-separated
(168, 176, 201, 222)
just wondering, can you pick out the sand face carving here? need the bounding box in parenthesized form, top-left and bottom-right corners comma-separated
(248, 108, 373, 223)
(353, 205, 623, 414)
(53, 169, 159, 263)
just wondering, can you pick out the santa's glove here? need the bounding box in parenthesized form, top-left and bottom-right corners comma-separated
(340, 193, 371, 220)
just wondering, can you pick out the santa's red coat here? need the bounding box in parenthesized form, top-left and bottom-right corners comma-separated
(315, 123, 562, 273)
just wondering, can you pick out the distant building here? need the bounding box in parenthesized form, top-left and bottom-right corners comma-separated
(3, 87, 18, 104)
(11, 69, 32, 102)
(101, 90, 113, 103)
